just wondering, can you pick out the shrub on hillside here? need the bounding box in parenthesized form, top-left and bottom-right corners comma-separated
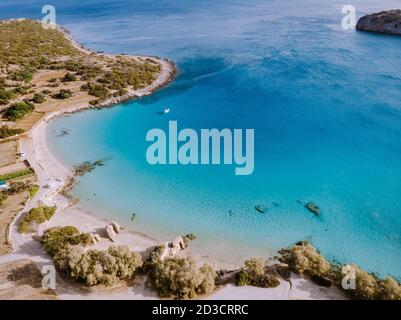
(3, 101, 34, 121)
(12, 86, 28, 95)
(62, 72, 76, 82)
(147, 256, 216, 299)
(0, 125, 24, 138)
(32, 92, 46, 103)
(115, 89, 128, 97)
(0, 98, 9, 105)
(0, 88, 15, 102)
(81, 82, 110, 99)
(18, 205, 57, 233)
(52, 89, 72, 99)
(9, 69, 33, 82)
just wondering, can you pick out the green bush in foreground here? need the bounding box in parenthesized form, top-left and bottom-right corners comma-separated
(342, 264, 401, 300)
(41, 226, 92, 257)
(41, 89, 52, 95)
(281, 241, 401, 300)
(0, 98, 9, 105)
(0, 125, 24, 139)
(32, 92, 46, 103)
(280, 241, 330, 277)
(52, 89, 72, 99)
(235, 258, 280, 288)
(62, 72, 76, 82)
(147, 256, 216, 299)
(42, 227, 142, 286)
(54, 245, 142, 286)
(0, 89, 15, 103)
(18, 205, 57, 233)
(380, 277, 401, 300)
(9, 69, 33, 82)
(3, 101, 34, 121)
(12, 86, 28, 95)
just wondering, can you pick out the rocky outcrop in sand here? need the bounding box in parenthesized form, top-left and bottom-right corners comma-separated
(89, 233, 101, 244)
(356, 10, 401, 35)
(105, 225, 116, 241)
(157, 234, 196, 260)
(110, 221, 121, 234)
(105, 222, 121, 241)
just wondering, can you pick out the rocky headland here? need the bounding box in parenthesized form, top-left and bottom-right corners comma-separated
(356, 10, 401, 35)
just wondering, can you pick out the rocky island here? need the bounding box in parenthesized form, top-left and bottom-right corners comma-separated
(356, 10, 401, 35)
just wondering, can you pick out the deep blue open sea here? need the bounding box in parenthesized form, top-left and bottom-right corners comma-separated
(3, 0, 401, 278)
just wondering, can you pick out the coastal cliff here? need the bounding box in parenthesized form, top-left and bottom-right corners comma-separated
(356, 10, 401, 35)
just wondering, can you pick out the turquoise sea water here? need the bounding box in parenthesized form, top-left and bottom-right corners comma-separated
(3, 0, 401, 277)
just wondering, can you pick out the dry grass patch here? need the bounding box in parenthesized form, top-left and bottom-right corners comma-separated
(0, 259, 57, 300)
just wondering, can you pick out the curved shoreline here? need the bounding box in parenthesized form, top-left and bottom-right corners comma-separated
(14, 118, 347, 300)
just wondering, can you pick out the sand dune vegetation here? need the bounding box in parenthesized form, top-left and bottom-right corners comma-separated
(146, 255, 217, 299)
(41, 226, 143, 286)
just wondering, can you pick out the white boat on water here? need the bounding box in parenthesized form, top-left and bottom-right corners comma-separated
(163, 107, 170, 114)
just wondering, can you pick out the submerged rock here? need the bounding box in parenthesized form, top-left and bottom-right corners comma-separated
(356, 10, 401, 36)
(305, 202, 321, 217)
(56, 128, 70, 137)
(254, 205, 267, 213)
